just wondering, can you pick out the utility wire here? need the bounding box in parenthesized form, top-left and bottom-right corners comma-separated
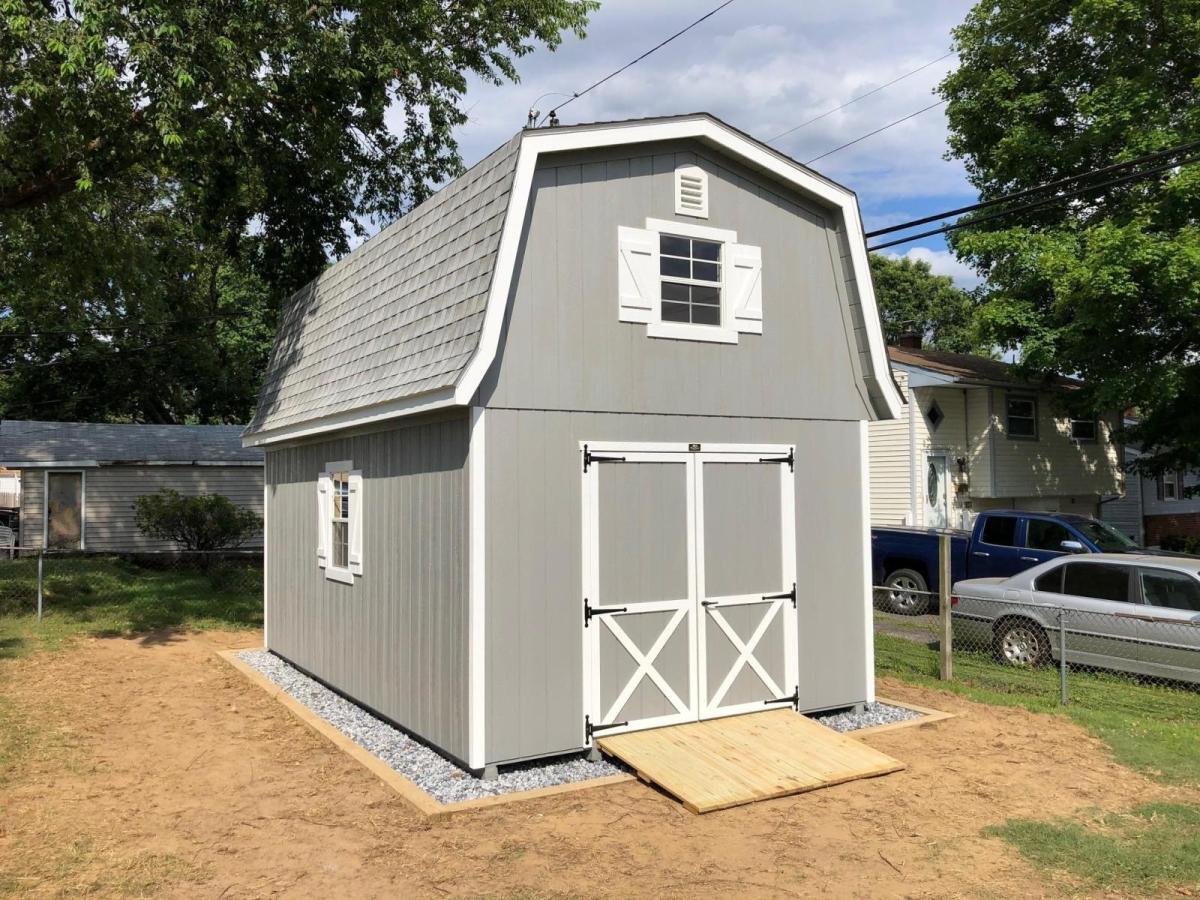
(540, 0, 738, 126)
(804, 100, 946, 164)
(867, 152, 1200, 251)
(768, 51, 956, 144)
(866, 137, 1200, 239)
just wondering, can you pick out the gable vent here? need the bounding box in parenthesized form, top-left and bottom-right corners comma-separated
(674, 165, 708, 218)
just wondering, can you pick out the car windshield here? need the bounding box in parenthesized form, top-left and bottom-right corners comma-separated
(1072, 519, 1139, 552)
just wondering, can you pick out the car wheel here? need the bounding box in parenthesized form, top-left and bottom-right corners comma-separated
(993, 618, 1050, 667)
(880, 568, 931, 615)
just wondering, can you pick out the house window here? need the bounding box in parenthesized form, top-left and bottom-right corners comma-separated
(1159, 471, 1182, 502)
(1006, 395, 1038, 440)
(659, 234, 722, 326)
(1070, 417, 1097, 442)
(319, 461, 362, 583)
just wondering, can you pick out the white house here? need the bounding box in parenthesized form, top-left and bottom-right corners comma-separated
(869, 345, 1123, 529)
(1101, 443, 1200, 546)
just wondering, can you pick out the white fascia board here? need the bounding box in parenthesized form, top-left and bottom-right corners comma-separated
(243, 387, 457, 447)
(455, 116, 903, 419)
(893, 363, 960, 388)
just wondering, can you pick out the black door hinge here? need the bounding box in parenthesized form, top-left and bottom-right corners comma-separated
(583, 443, 627, 472)
(586, 714, 628, 741)
(762, 582, 797, 609)
(584, 597, 628, 627)
(759, 447, 794, 471)
(763, 686, 799, 710)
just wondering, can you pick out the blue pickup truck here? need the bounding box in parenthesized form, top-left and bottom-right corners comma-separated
(872, 510, 1144, 614)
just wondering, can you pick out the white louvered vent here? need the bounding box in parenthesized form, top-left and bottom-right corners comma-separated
(674, 165, 708, 218)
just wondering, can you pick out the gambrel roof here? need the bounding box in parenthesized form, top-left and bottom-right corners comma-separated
(245, 114, 901, 445)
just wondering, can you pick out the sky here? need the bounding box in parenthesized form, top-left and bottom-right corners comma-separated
(423, 0, 984, 289)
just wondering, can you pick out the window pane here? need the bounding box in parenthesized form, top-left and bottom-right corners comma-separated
(980, 516, 1018, 547)
(691, 303, 721, 325)
(1034, 568, 1064, 593)
(1008, 398, 1035, 417)
(661, 301, 691, 323)
(660, 234, 690, 257)
(1008, 417, 1036, 438)
(691, 285, 720, 306)
(692, 239, 721, 261)
(1026, 519, 1073, 551)
(1071, 419, 1096, 440)
(661, 257, 690, 278)
(692, 261, 719, 282)
(1063, 562, 1130, 603)
(1141, 569, 1200, 611)
(661, 281, 689, 302)
(332, 521, 348, 568)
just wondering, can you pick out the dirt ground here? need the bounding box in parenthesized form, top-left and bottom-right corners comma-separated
(0, 630, 1189, 899)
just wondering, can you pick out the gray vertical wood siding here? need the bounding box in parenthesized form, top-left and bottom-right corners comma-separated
(477, 139, 873, 422)
(18, 465, 263, 551)
(265, 413, 470, 763)
(483, 408, 869, 764)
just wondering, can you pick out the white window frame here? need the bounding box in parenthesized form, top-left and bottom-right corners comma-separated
(318, 460, 362, 585)
(1005, 394, 1039, 441)
(645, 218, 740, 345)
(1160, 471, 1181, 502)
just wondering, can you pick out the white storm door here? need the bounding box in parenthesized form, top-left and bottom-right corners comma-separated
(924, 454, 950, 529)
(582, 450, 698, 738)
(696, 451, 798, 720)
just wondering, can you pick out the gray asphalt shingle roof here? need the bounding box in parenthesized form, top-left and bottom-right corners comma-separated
(246, 133, 523, 437)
(0, 420, 263, 465)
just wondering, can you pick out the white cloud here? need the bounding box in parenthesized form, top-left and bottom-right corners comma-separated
(884, 246, 984, 289)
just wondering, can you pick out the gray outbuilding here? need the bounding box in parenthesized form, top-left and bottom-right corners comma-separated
(245, 114, 902, 775)
(0, 420, 263, 551)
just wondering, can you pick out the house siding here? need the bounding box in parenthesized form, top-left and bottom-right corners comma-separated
(868, 371, 912, 525)
(477, 139, 873, 422)
(19, 465, 263, 551)
(263, 412, 471, 764)
(482, 408, 870, 765)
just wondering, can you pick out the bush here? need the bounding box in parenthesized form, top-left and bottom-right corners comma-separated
(133, 490, 261, 553)
(1159, 534, 1200, 555)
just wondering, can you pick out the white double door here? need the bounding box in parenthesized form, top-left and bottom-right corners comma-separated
(582, 443, 798, 739)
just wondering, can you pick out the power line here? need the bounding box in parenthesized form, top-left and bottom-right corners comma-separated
(804, 100, 946, 164)
(768, 51, 955, 145)
(867, 152, 1200, 251)
(541, 0, 738, 126)
(866, 137, 1200, 239)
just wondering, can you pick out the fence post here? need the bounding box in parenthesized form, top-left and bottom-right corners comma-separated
(1058, 607, 1068, 704)
(938, 532, 952, 681)
(36, 549, 44, 621)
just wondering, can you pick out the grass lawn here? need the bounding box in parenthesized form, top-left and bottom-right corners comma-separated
(877, 630, 1200, 894)
(0, 555, 261, 658)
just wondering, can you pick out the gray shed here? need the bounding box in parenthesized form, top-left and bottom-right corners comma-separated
(0, 420, 264, 551)
(245, 114, 901, 775)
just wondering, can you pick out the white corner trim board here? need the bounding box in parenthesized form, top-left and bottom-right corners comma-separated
(467, 406, 487, 769)
(455, 116, 901, 416)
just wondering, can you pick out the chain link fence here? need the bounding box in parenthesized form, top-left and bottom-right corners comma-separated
(873, 582, 1200, 704)
(0, 548, 263, 625)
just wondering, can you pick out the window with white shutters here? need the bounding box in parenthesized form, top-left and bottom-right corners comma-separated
(318, 460, 363, 584)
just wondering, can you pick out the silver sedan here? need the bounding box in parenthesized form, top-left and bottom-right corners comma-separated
(951, 554, 1200, 684)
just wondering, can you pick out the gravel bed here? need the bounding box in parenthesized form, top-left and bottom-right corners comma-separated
(810, 701, 923, 732)
(238, 650, 626, 804)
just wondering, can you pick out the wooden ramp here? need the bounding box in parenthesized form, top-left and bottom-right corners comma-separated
(596, 709, 904, 814)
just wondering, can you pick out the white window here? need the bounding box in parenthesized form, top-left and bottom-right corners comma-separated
(1070, 417, 1097, 442)
(616, 218, 761, 344)
(318, 460, 363, 584)
(1159, 471, 1182, 502)
(1005, 395, 1038, 440)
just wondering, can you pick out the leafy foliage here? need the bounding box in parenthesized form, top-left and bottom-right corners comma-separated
(0, 0, 595, 423)
(133, 489, 261, 552)
(868, 254, 987, 353)
(939, 0, 1200, 474)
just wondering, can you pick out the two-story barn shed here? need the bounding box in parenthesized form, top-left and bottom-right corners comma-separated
(245, 114, 901, 776)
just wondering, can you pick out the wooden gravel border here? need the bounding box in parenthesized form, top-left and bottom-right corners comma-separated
(217, 649, 634, 821)
(848, 696, 956, 737)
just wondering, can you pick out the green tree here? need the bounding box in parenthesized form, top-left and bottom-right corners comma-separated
(940, 0, 1200, 474)
(868, 253, 986, 353)
(0, 0, 594, 423)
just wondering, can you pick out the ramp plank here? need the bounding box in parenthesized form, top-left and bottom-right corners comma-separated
(596, 709, 904, 814)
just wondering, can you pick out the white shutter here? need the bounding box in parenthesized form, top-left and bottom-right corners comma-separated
(617, 226, 658, 323)
(316, 472, 330, 567)
(728, 243, 763, 334)
(348, 469, 363, 575)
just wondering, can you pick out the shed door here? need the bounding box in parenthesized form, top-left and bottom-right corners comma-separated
(583, 452, 697, 737)
(46, 471, 83, 550)
(697, 455, 798, 719)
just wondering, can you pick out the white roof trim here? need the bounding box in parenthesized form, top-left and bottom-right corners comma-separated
(455, 116, 901, 418)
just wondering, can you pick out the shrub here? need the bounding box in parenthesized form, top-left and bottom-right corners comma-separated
(133, 490, 261, 553)
(1159, 533, 1200, 555)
